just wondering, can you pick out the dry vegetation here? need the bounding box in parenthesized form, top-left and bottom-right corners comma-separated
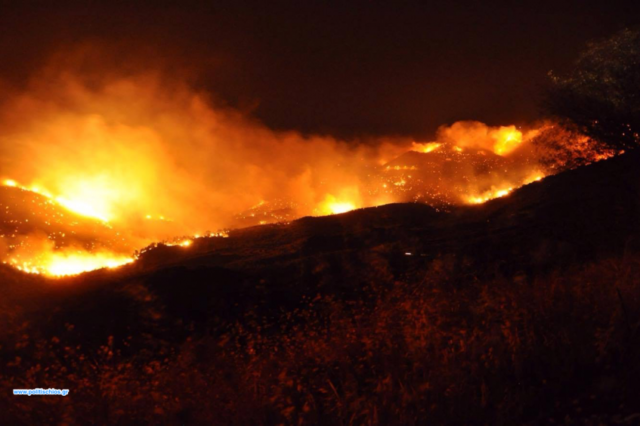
(2, 250, 640, 425)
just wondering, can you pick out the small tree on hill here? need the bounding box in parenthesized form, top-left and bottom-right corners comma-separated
(545, 28, 640, 151)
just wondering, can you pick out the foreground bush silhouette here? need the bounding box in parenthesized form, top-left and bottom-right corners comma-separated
(2, 252, 640, 425)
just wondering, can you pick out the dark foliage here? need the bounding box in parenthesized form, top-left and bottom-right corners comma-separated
(545, 29, 640, 151)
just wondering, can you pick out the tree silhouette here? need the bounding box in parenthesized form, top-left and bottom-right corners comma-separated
(545, 29, 640, 151)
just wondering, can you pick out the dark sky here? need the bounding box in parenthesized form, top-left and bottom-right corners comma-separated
(1, 0, 639, 139)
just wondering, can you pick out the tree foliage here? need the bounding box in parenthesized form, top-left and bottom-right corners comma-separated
(546, 28, 640, 151)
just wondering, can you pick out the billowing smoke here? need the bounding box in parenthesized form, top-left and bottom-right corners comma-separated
(435, 121, 541, 155)
(0, 49, 591, 276)
(0, 62, 408, 244)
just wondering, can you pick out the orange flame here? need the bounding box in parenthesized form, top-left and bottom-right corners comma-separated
(317, 194, 358, 215)
(411, 142, 442, 153)
(5, 250, 134, 277)
(0, 68, 608, 278)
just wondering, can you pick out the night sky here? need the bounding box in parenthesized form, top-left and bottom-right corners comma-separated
(1, 0, 639, 139)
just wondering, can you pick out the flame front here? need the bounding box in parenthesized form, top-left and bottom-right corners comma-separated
(7, 251, 135, 277)
(466, 172, 545, 204)
(0, 70, 612, 278)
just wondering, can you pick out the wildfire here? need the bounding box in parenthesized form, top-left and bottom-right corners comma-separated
(0, 112, 558, 279)
(412, 142, 442, 154)
(165, 239, 193, 247)
(467, 187, 514, 204)
(0, 69, 612, 279)
(2, 178, 110, 222)
(466, 171, 545, 204)
(1, 116, 556, 279)
(5, 251, 134, 277)
(317, 194, 358, 215)
(493, 126, 523, 155)
(330, 202, 356, 214)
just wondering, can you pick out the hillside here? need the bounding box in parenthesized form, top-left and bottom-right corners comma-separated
(0, 185, 134, 250)
(2, 151, 640, 424)
(124, 148, 640, 277)
(0, 185, 137, 275)
(378, 144, 512, 206)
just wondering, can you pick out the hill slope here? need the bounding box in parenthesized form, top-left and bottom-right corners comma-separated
(2, 151, 640, 424)
(122, 148, 640, 277)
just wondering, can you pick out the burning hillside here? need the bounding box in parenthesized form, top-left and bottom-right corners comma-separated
(377, 141, 544, 208)
(0, 65, 610, 276)
(0, 183, 135, 276)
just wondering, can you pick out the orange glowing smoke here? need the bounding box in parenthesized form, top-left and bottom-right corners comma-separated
(0, 72, 408, 241)
(413, 122, 540, 158)
(0, 61, 607, 278)
(492, 126, 523, 155)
